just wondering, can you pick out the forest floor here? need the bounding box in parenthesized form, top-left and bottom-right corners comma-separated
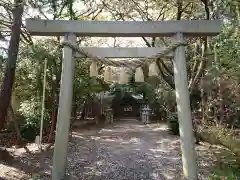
(0, 119, 237, 180)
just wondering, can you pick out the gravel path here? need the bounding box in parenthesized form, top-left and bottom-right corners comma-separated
(1, 119, 220, 180)
(66, 119, 216, 180)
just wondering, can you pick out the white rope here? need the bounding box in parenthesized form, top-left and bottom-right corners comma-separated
(61, 40, 186, 68)
(62, 41, 140, 67)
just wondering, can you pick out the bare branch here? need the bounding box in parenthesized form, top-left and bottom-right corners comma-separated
(91, 6, 104, 20)
(160, 59, 174, 76)
(142, 37, 151, 47)
(156, 59, 175, 89)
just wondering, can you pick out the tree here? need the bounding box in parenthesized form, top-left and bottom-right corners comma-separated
(0, 0, 24, 129)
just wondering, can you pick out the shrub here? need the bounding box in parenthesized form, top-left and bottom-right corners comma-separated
(20, 123, 39, 141)
(167, 112, 179, 135)
(19, 99, 49, 141)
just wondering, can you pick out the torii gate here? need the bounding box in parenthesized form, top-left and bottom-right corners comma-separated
(26, 19, 222, 180)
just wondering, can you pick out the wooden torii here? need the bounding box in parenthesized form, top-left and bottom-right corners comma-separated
(26, 19, 222, 180)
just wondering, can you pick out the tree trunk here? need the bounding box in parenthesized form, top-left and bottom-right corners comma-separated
(8, 105, 21, 144)
(47, 108, 57, 143)
(47, 70, 61, 143)
(218, 80, 224, 125)
(0, 0, 23, 130)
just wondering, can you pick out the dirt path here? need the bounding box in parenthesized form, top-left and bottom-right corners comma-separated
(0, 119, 224, 179)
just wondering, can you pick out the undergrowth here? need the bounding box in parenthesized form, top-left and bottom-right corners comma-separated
(209, 166, 240, 180)
(209, 142, 240, 180)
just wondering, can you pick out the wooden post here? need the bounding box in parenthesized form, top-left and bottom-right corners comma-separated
(39, 58, 47, 151)
(52, 33, 76, 180)
(173, 33, 197, 179)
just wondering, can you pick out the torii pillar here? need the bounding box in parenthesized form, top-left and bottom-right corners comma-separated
(173, 32, 197, 179)
(52, 33, 76, 180)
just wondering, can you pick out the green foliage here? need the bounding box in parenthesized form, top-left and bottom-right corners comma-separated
(19, 100, 46, 127)
(14, 39, 109, 138)
(31, 175, 40, 180)
(18, 99, 49, 141)
(210, 167, 240, 180)
(154, 81, 176, 111)
(209, 130, 240, 180)
(110, 83, 136, 100)
(214, 25, 240, 79)
(20, 123, 38, 141)
(167, 112, 179, 135)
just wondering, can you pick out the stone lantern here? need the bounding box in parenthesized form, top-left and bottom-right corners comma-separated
(105, 106, 113, 124)
(141, 104, 151, 124)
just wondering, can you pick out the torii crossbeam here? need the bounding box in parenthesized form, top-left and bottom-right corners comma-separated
(26, 19, 222, 180)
